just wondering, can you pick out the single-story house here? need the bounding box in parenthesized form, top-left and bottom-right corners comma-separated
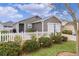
(62, 22, 76, 34)
(61, 20, 69, 26)
(0, 21, 14, 32)
(13, 15, 62, 33)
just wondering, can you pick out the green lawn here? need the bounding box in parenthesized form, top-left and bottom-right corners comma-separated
(23, 41, 76, 56)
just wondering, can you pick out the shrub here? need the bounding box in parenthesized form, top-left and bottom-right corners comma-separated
(14, 35, 22, 44)
(61, 36, 68, 42)
(38, 37, 52, 47)
(0, 30, 9, 33)
(26, 28, 35, 32)
(22, 40, 40, 52)
(50, 33, 62, 44)
(62, 30, 72, 35)
(31, 34, 37, 41)
(0, 41, 21, 56)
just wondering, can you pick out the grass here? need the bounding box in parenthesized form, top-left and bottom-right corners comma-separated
(23, 41, 76, 56)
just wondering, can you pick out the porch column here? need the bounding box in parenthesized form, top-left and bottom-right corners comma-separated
(24, 23, 26, 32)
(42, 21, 44, 32)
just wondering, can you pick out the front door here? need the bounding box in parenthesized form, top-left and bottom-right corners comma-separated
(19, 23, 24, 32)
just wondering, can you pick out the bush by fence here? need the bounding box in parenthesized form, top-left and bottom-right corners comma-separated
(50, 33, 62, 44)
(39, 37, 52, 47)
(0, 41, 21, 56)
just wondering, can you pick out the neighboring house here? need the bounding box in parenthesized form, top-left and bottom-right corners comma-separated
(61, 20, 69, 31)
(61, 20, 68, 26)
(0, 21, 14, 32)
(3, 21, 14, 32)
(62, 22, 75, 34)
(13, 15, 62, 33)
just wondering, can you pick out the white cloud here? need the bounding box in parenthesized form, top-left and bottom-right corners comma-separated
(0, 6, 23, 22)
(62, 11, 69, 16)
(14, 3, 55, 18)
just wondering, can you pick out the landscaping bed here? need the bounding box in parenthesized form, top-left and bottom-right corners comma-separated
(22, 41, 76, 56)
(0, 33, 76, 56)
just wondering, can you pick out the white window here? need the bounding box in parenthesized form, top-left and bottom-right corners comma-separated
(27, 24, 32, 28)
(48, 23, 61, 33)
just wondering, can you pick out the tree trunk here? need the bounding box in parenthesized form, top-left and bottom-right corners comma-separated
(76, 23, 79, 55)
(76, 3, 79, 55)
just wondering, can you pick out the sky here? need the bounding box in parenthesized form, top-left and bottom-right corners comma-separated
(0, 3, 78, 22)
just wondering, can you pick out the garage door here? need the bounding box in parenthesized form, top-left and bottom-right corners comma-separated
(48, 23, 61, 33)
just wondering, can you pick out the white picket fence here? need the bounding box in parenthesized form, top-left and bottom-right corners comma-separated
(0, 32, 51, 42)
(0, 32, 76, 42)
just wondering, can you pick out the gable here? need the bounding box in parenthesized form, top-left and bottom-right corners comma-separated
(45, 16, 61, 23)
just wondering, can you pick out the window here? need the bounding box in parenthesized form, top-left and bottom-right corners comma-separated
(27, 24, 32, 28)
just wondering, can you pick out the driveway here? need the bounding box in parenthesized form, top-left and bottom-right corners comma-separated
(62, 34, 76, 41)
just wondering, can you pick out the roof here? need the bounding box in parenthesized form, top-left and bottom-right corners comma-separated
(64, 22, 74, 27)
(44, 16, 62, 23)
(25, 16, 62, 23)
(14, 15, 42, 25)
(14, 15, 62, 25)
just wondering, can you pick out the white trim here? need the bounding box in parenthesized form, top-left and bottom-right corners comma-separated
(16, 23, 19, 33)
(42, 21, 44, 32)
(24, 23, 26, 32)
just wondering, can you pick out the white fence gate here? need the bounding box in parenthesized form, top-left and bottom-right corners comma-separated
(0, 32, 51, 42)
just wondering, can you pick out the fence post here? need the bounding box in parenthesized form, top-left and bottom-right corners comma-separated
(0, 32, 1, 41)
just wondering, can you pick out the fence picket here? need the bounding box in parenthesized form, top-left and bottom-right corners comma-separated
(0, 32, 53, 42)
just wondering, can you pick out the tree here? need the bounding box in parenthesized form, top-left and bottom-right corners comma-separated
(65, 3, 79, 55)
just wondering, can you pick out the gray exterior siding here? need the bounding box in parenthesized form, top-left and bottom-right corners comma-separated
(32, 22, 42, 31)
(32, 16, 61, 32)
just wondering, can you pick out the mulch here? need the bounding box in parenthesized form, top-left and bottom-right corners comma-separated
(57, 51, 76, 56)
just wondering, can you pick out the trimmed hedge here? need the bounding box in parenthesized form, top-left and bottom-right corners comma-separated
(26, 28, 35, 32)
(62, 30, 72, 35)
(22, 40, 40, 52)
(39, 37, 52, 47)
(0, 41, 21, 56)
